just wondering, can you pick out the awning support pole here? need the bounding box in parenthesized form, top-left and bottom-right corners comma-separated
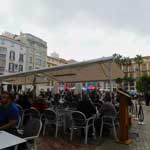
(33, 75, 36, 101)
(0, 81, 2, 95)
(109, 61, 113, 101)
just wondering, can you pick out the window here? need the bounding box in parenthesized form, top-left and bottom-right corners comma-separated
(51, 80, 54, 86)
(19, 54, 24, 62)
(29, 57, 32, 63)
(14, 64, 18, 71)
(124, 73, 128, 78)
(135, 64, 139, 71)
(0, 47, 7, 53)
(0, 54, 6, 70)
(36, 58, 42, 65)
(142, 71, 147, 76)
(142, 64, 147, 71)
(0, 59, 6, 67)
(0, 67, 5, 72)
(19, 65, 23, 72)
(123, 82, 128, 91)
(20, 46, 23, 50)
(0, 39, 5, 45)
(0, 54, 6, 60)
(129, 65, 134, 72)
(129, 73, 134, 78)
(129, 81, 135, 87)
(9, 51, 15, 60)
(9, 63, 14, 72)
(123, 66, 128, 72)
(28, 66, 32, 70)
(11, 42, 15, 47)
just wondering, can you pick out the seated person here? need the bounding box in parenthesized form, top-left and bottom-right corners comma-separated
(99, 94, 118, 136)
(100, 93, 117, 117)
(0, 92, 19, 132)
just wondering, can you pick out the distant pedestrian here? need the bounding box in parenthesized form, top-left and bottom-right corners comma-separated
(145, 92, 150, 106)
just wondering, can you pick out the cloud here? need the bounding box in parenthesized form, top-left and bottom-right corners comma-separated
(0, 0, 150, 60)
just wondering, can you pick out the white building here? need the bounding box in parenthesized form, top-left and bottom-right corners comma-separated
(15, 32, 47, 71)
(0, 32, 47, 93)
(0, 33, 27, 75)
(0, 31, 47, 76)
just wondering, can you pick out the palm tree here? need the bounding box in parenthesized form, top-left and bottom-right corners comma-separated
(125, 57, 132, 67)
(113, 53, 123, 68)
(115, 77, 123, 88)
(121, 56, 131, 67)
(134, 55, 143, 77)
(122, 56, 132, 76)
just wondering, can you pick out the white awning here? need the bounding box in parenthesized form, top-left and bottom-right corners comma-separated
(0, 56, 124, 85)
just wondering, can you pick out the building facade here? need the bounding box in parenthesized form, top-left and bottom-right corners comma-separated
(15, 32, 47, 71)
(47, 55, 68, 87)
(122, 56, 150, 91)
(0, 33, 27, 75)
(0, 31, 47, 76)
(47, 56, 68, 67)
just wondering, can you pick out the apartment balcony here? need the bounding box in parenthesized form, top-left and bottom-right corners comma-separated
(0, 57, 6, 61)
(19, 60, 24, 63)
(123, 69, 128, 73)
(142, 67, 147, 71)
(0, 67, 5, 73)
(129, 69, 134, 72)
(9, 58, 15, 61)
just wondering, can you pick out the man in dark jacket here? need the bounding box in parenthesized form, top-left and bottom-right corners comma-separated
(77, 93, 96, 118)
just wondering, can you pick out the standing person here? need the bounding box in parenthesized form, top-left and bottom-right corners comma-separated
(0, 92, 19, 132)
(77, 93, 96, 118)
(145, 92, 150, 106)
(77, 93, 96, 137)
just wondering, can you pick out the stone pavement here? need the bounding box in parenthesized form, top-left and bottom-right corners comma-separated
(95, 105, 150, 150)
(29, 105, 150, 150)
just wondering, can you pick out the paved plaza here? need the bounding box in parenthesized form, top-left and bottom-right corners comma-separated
(31, 105, 150, 150)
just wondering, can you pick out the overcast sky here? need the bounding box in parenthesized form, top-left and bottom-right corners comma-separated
(0, 0, 150, 61)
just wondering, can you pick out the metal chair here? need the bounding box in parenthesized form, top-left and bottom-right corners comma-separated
(94, 103, 103, 117)
(16, 104, 23, 115)
(42, 109, 65, 137)
(21, 107, 40, 126)
(70, 111, 96, 144)
(100, 115, 119, 141)
(16, 104, 24, 129)
(16, 118, 42, 150)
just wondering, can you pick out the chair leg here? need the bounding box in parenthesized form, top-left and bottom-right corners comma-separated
(14, 145, 18, 150)
(92, 123, 96, 139)
(63, 117, 66, 133)
(85, 126, 88, 144)
(42, 124, 46, 136)
(55, 123, 58, 138)
(34, 139, 38, 150)
(21, 114, 24, 127)
(112, 122, 118, 141)
(100, 122, 103, 137)
(70, 127, 73, 141)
